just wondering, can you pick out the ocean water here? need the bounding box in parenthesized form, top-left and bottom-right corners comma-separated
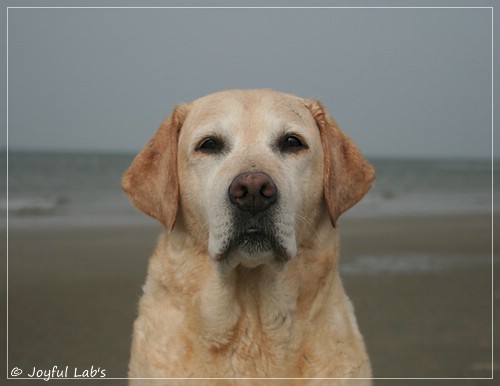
(1, 151, 498, 229)
(346, 157, 498, 218)
(2, 151, 144, 229)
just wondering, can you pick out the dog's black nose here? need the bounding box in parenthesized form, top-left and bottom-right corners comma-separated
(228, 172, 277, 213)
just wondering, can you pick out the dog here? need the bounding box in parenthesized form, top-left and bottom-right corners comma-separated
(122, 89, 375, 385)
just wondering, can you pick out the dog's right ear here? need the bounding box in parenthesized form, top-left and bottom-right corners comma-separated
(305, 99, 375, 228)
(122, 105, 188, 231)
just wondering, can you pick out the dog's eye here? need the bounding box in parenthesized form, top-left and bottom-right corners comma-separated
(280, 135, 307, 152)
(197, 138, 223, 153)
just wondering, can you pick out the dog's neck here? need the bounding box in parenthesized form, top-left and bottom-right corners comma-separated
(146, 221, 345, 351)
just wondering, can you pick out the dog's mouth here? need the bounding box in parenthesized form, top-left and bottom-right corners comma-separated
(236, 228, 273, 252)
(216, 213, 290, 264)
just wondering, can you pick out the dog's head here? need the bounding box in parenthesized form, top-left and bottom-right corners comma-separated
(122, 89, 374, 267)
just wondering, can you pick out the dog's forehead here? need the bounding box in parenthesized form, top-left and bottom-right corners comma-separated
(181, 89, 317, 137)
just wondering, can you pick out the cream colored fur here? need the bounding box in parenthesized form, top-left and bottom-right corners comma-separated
(122, 89, 375, 385)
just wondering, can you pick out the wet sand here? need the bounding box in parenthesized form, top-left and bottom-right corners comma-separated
(2, 213, 498, 385)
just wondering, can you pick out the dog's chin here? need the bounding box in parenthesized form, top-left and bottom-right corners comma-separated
(213, 231, 291, 269)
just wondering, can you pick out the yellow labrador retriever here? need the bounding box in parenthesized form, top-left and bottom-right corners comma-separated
(123, 89, 375, 385)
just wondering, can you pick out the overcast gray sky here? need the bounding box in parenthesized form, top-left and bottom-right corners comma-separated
(5, 4, 495, 158)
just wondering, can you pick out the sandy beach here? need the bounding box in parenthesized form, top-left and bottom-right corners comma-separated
(2, 213, 498, 385)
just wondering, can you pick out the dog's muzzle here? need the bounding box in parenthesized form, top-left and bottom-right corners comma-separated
(216, 172, 289, 264)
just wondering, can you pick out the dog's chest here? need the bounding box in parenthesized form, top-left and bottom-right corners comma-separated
(220, 309, 301, 376)
(199, 273, 307, 376)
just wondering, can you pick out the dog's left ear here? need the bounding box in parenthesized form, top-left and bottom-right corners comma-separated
(305, 99, 375, 227)
(122, 104, 188, 231)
